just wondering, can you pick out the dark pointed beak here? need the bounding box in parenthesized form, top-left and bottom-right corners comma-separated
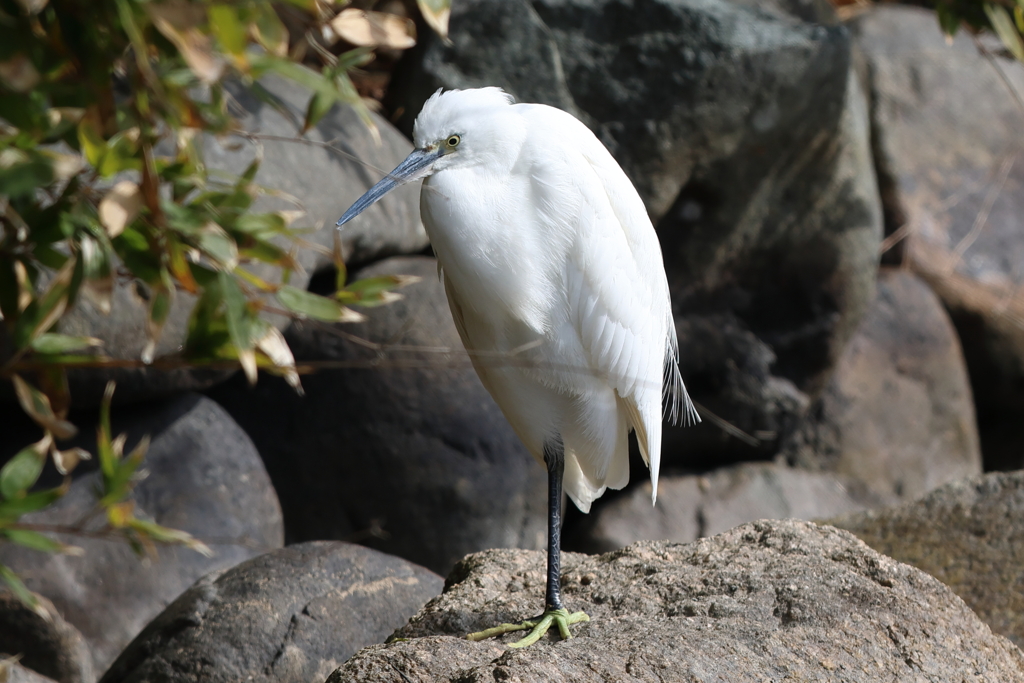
(336, 147, 444, 227)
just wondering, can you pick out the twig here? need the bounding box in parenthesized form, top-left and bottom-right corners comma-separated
(945, 154, 1015, 275)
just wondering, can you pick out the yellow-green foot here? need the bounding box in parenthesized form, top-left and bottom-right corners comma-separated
(466, 608, 590, 647)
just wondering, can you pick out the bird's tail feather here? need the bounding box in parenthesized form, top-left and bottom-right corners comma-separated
(664, 327, 700, 427)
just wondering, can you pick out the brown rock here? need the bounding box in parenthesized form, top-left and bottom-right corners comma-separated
(830, 470, 1024, 649)
(784, 268, 981, 500)
(853, 6, 1024, 469)
(329, 520, 1024, 682)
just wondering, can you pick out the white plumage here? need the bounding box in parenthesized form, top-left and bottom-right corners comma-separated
(410, 88, 697, 512)
(338, 87, 698, 645)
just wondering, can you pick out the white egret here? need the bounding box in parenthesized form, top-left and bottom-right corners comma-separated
(337, 87, 698, 647)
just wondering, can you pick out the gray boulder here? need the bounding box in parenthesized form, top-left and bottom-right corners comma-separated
(209, 256, 547, 576)
(389, 0, 883, 465)
(0, 394, 283, 675)
(0, 593, 91, 683)
(830, 470, 1024, 650)
(853, 5, 1024, 469)
(329, 520, 1024, 682)
(99, 542, 443, 683)
(208, 75, 428, 271)
(568, 461, 887, 554)
(783, 268, 982, 500)
(1, 661, 59, 683)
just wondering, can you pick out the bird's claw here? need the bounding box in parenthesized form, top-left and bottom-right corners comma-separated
(466, 608, 590, 648)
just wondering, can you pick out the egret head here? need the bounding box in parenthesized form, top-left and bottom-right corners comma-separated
(336, 87, 523, 227)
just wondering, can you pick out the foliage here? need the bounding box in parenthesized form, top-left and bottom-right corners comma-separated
(934, 0, 1024, 61)
(0, 0, 447, 613)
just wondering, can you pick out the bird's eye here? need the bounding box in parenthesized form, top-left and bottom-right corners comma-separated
(446, 135, 461, 147)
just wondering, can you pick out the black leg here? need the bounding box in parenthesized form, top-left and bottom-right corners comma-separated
(465, 436, 588, 646)
(543, 438, 565, 612)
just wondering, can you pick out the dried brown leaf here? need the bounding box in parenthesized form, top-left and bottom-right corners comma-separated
(329, 9, 416, 49)
(98, 180, 142, 238)
(0, 53, 40, 92)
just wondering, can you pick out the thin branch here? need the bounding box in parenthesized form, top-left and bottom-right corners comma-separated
(945, 154, 1015, 275)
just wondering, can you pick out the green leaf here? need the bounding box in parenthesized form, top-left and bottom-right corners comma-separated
(0, 149, 54, 199)
(99, 435, 149, 507)
(417, 0, 451, 40)
(274, 0, 318, 13)
(937, 4, 961, 36)
(197, 222, 239, 270)
(277, 285, 351, 321)
(219, 271, 258, 383)
(0, 485, 66, 520)
(97, 381, 116, 483)
(12, 376, 76, 440)
(251, 56, 335, 99)
(77, 119, 106, 168)
(2, 529, 81, 555)
(985, 2, 1024, 61)
(234, 212, 287, 237)
(208, 4, 247, 56)
(239, 238, 293, 267)
(304, 90, 335, 132)
(30, 333, 103, 354)
(0, 564, 44, 617)
(251, 4, 289, 57)
(0, 441, 46, 500)
(10, 255, 76, 350)
(113, 228, 161, 284)
(128, 518, 212, 556)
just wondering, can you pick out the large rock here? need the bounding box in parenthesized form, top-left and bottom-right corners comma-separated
(329, 520, 1024, 682)
(783, 268, 982, 500)
(0, 394, 283, 675)
(209, 256, 547, 576)
(0, 593, 91, 683)
(99, 542, 443, 683)
(830, 470, 1024, 649)
(853, 6, 1024, 469)
(24, 75, 429, 408)
(390, 0, 883, 465)
(1, 661, 58, 683)
(567, 461, 887, 554)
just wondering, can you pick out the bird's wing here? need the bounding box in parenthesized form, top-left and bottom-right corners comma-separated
(521, 109, 667, 480)
(577, 125, 699, 430)
(521, 104, 697, 501)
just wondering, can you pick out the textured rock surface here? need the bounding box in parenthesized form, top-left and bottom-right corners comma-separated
(830, 470, 1024, 649)
(0, 394, 283, 675)
(0, 593, 91, 683)
(568, 461, 887, 554)
(209, 256, 546, 576)
(783, 268, 982, 500)
(100, 542, 443, 683)
(854, 6, 1024, 469)
(329, 520, 1024, 682)
(390, 0, 882, 465)
(23, 75, 428, 408)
